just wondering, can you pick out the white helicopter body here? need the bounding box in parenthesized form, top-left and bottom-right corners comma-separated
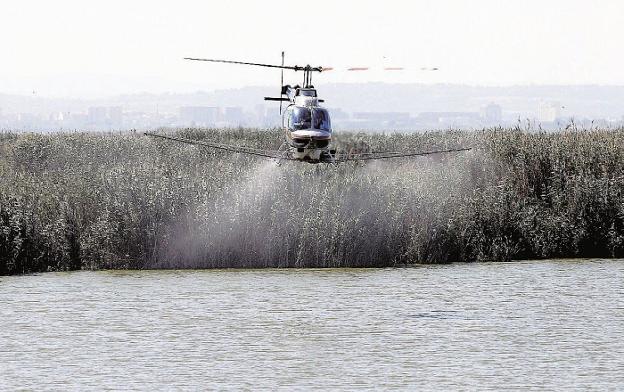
(145, 54, 470, 163)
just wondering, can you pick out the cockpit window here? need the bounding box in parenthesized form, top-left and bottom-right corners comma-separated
(287, 106, 332, 132)
(313, 108, 331, 132)
(289, 107, 311, 130)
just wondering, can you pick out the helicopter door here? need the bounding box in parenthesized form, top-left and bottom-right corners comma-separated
(312, 108, 331, 132)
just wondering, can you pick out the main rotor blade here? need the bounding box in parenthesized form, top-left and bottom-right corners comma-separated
(320, 66, 437, 72)
(184, 57, 299, 71)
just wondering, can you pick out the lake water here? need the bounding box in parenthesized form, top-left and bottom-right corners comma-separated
(1, 259, 623, 390)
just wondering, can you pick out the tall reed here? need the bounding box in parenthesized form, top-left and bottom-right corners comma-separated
(1, 128, 623, 274)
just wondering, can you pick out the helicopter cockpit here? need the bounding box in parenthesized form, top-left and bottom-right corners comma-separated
(287, 106, 331, 132)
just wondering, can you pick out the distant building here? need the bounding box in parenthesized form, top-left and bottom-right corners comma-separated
(71, 113, 88, 127)
(326, 107, 349, 120)
(18, 113, 37, 127)
(353, 112, 410, 121)
(340, 112, 414, 130)
(417, 112, 480, 124)
(538, 101, 561, 122)
(179, 106, 219, 126)
(49, 112, 66, 122)
(108, 106, 123, 127)
(254, 103, 266, 122)
(482, 103, 502, 123)
(223, 107, 244, 125)
(88, 107, 108, 124)
(417, 112, 443, 123)
(86, 106, 124, 128)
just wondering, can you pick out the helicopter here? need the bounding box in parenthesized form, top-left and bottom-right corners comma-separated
(145, 53, 470, 163)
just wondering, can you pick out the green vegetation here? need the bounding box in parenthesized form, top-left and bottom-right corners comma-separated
(1, 128, 623, 274)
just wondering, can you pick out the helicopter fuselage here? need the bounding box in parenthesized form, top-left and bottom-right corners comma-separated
(161, 56, 460, 164)
(281, 87, 333, 162)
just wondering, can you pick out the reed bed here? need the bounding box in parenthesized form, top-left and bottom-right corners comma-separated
(1, 128, 623, 274)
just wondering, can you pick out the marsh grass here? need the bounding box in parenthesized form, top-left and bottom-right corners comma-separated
(1, 127, 623, 274)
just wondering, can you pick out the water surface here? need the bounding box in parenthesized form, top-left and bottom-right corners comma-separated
(1, 259, 623, 390)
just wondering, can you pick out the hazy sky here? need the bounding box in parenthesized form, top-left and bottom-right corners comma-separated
(2, 0, 623, 97)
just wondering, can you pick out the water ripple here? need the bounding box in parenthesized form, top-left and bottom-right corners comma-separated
(1, 260, 623, 390)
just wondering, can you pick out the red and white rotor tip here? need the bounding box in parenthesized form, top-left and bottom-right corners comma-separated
(320, 66, 438, 72)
